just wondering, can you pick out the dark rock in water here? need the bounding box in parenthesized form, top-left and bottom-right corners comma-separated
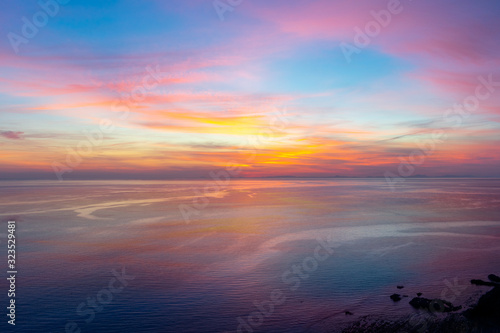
(464, 286, 500, 327)
(409, 297, 430, 309)
(345, 311, 353, 316)
(409, 297, 462, 312)
(341, 314, 472, 333)
(342, 275, 500, 333)
(471, 279, 498, 287)
(488, 274, 500, 283)
(402, 295, 408, 297)
(390, 294, 402, 302)
(396, 285, 404, 289)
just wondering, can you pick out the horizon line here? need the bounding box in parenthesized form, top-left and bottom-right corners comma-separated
(2, 176, 500, 181)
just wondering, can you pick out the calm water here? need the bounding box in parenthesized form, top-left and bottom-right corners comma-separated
(1, 179, 499, 332)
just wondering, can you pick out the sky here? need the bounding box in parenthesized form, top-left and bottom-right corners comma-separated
(1, 0, 499, 180)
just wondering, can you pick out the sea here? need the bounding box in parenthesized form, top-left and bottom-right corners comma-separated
(0, 178, 499, 332)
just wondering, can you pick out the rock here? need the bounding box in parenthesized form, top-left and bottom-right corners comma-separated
(343, 275, 500, 332)
(345, 311, 353, 316)
(396, 285, 404, 289)
(390, 294, 402, 302)
(488, 274, 500, 283)
(464, 286, 500, 327)
(402, 295, 408, 297)
(409, 297, 462, 312)
(471, 279, 498, 287)
(409, 297, 430, 309)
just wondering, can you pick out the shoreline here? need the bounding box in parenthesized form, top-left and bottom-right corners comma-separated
(335, 274, 500, 333)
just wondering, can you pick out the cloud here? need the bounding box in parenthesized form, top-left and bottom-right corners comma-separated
(0, 131, 24, 140)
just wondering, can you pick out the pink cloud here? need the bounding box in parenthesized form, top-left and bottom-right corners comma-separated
(1, 131, 24, 140)
(245, 0, 500, 97)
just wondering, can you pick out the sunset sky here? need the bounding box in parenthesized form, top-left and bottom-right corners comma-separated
(1, 0, 499, 180)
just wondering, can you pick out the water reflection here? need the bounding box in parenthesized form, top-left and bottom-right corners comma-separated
(0, 179, 499, 332)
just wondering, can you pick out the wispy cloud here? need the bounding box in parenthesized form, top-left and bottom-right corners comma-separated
(1, 131, 24, 140)
(0, 0, 499, 179)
